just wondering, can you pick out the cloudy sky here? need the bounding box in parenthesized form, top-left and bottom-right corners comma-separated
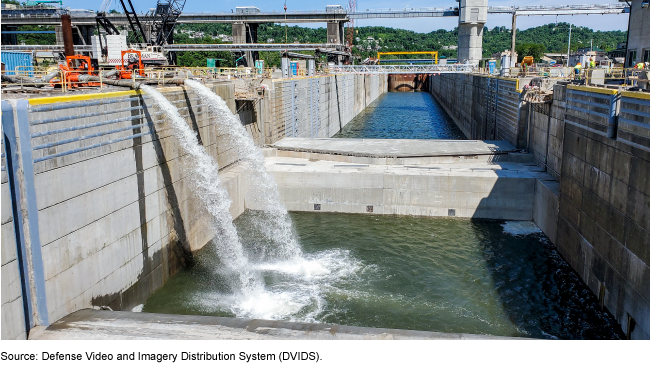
(69, 0, 629, 32)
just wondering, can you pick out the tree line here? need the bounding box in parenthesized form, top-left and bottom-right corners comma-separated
(8, 20, 626, 66)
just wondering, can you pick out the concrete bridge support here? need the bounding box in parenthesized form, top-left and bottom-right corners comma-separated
(232, 22, 259, 66)
(457, 0, 487, 65)
(326, 21, 345, 64)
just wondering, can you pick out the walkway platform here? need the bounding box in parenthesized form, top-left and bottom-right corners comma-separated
(32, 309, 523, 340)
(270, 138, 517, 158)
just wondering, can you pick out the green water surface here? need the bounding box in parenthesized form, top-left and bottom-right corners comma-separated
(144, 212, 623, 339)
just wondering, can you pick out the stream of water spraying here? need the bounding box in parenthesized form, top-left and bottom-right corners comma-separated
(144, 84, 333, 319)
(140, 85, 263, 297)
(185, 80, 302, 262)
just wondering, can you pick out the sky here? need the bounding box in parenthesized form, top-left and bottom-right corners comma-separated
(67, 0, 629, 32)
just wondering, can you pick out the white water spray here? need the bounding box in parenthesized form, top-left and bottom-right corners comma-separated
(144, 84, 338, 320)
(185, 80, 302, 261)
(140, 85, 263, 295)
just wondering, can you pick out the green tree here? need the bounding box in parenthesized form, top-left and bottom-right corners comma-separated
(516, 43, 547, 62)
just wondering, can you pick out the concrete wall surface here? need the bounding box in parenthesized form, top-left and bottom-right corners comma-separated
(1, 74, 385, 339)
(627, 0, 650, 66)
(430, 74, 525, 147)
(0, 83, 247, 339)
(557, 90, 650, 340)
(1, 138, 27, 340)
(431, 77, 650, 339)
(267, 155, 536, 220)
(262, 74, 387, 142)
(527, 84, 567, 181)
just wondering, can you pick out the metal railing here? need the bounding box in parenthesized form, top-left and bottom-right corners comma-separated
(327, 64, 477, 74)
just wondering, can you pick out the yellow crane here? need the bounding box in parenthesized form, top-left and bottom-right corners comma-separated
(377, 51, 438, 64)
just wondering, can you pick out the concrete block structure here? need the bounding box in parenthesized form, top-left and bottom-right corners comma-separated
(624, 0, 650, 67)
(1, 73, 387, 340)
(457, 0, 487, 65)
(430, 77, 650, 339)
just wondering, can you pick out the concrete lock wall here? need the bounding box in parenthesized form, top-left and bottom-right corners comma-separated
(0, 73, 386, 339)
(1, 138, 27, 340)
(430, 73, 525, 147)
(262, 74, 388, 141)
(431, 75, 650, 339)
(556, 88, 650, 340)
(0, 83, 245, 339)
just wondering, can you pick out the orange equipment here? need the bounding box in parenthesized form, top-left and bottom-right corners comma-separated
(522, 56, 534, 66)
(115, 49, 145, 79)
(55, 54, 100, 88)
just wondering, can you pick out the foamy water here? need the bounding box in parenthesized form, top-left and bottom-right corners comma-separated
(501, 221, 542, 236)
(144, 82, 349, 320)
(189, 248, 364, 321)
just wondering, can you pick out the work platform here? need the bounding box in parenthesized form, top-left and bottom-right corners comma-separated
(33, 309, 520, 340)
(270, 138, 518, 158)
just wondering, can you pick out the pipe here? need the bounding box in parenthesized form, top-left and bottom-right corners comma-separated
(77, 74, 186, 89)
(61, 14, 75, 58)
(1, 71, 58, 87)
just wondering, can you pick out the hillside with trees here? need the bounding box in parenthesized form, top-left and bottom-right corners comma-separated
(5, 17, 625, 67)
(173, 22, 625, 66)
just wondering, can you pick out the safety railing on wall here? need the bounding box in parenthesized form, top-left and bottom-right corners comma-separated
(617, 91, 650, 152)
(1, 65, 275, 94)
(565, 85, 619, 138)
(29, 93, 210, 163)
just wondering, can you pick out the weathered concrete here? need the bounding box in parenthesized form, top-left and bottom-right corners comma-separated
(264, 146, 539, 220)
(0, 83, 248, 339)
(430, 77, 650, 339)
(430, 74, 524, 146)
(261, 74, 388, 142)
(270, 138, 517, 158)
(33, 309, 524, 340)
(1, 138, 27, 340)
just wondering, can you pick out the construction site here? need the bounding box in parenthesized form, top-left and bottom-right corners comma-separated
(1, 0, 649, 343)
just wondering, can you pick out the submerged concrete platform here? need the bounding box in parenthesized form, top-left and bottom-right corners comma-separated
(270, 138, 518, 158)
(33, 309, 523, 340)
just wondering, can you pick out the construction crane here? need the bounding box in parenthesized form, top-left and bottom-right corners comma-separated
(94, 0, 186, 64)
(95, 0, 121, 58)
(144, 1, 186, 48)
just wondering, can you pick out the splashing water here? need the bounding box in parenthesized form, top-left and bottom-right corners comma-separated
(184, 79, 302, 261)
(140, 85, 263, 296)
(143, 84, 331, 320)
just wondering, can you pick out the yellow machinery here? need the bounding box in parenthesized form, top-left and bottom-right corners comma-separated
(377, 51, 438, 64)
(522, 56, 534, 66)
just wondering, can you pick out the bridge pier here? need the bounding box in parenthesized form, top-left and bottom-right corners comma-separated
(326, 21, 345, 64)
(232, 22, 259, 67)
(55, 25, 94, 47)
(1, 25, 18, 45)
(457, 0, 487, 66)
